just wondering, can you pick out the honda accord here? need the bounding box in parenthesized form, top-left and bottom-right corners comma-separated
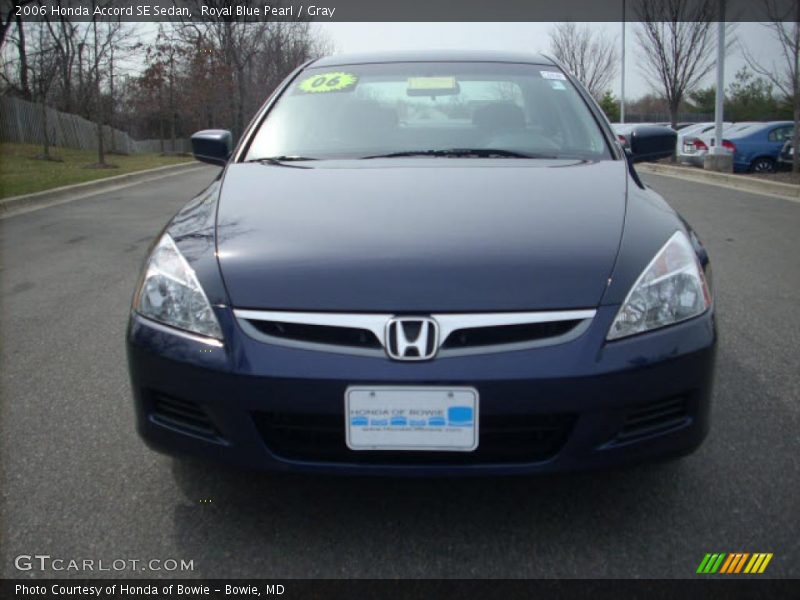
(127, 51, 715, 475)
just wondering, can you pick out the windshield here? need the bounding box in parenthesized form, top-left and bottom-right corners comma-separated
(244, 62, 611, 161)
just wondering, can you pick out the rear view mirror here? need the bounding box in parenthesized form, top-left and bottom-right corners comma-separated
(406, 76, 460, 97)
(627, 126, 677, 163)
(191, 130, 232, 166)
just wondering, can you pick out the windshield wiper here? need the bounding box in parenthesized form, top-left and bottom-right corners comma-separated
(361, 148, 554, 159)
(246, 156, 319, 168)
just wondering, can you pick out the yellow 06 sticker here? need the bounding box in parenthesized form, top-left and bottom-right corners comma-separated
(297, 71, 358, 93)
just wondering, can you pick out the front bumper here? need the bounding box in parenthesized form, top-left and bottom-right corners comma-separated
(127, 305, 716, 476)
(678, 151, 706, 167)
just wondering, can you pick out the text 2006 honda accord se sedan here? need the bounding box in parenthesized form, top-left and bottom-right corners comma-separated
(127, 51, 716, 475)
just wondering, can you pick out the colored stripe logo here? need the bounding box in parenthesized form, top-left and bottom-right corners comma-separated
(697, 553, 773, 574)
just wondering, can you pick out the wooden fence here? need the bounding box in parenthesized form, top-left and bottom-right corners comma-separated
(0, 96, 189, 154)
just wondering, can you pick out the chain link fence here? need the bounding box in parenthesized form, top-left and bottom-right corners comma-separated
(0, 96, 189, 154)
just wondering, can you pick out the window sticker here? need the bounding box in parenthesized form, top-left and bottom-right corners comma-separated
(540, 70, 567, 81)
(550, 80, 566, 90)
(407, 76, 458, 91)
(296, 71, 358, 93)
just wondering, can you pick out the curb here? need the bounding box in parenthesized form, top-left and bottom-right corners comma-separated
(636, 162, 800, 202)
(0, 162, 206, 217)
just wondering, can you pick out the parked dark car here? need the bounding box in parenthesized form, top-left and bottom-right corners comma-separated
(127, 51, 714, 475)
(612, 122, 673, 149)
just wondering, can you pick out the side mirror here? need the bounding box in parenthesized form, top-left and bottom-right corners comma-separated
(627, 126, 677, 163)
(191, 129, 232, 166)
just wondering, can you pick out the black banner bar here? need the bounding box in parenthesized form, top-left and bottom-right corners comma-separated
(8, 0, 800, 23)
(2, 579, 799, 600)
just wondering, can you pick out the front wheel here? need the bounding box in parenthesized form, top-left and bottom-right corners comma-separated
(750, 157, 776, 173)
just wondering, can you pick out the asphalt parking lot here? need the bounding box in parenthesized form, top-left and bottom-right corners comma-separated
(1, 166, 798, 579)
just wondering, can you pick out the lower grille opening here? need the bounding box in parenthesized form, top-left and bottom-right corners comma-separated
(247, 320, 381, 350)
(252, 411, 575, 465)
(614, 396, 689, 443)
(151, 393, 224, 442)
(442, 320, 582, 349)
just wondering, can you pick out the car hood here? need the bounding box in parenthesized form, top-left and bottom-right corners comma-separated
(215, 159, 627, 312)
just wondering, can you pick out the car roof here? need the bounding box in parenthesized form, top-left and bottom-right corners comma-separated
(676, 123, 717, 137)
(726, 121, 793, 137)
(736, 121, 792, 130)
(677, 123, 709, 133)
(698, 122, 754, 138)
(310, 50, 556, 68)
(749, 120, 794, 130)
(727, 123, 759, 134)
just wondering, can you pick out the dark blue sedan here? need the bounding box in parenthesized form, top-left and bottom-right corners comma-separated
(127, 51, 716, 475)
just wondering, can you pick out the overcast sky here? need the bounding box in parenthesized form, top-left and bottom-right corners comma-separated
(315, 22, 786, 99)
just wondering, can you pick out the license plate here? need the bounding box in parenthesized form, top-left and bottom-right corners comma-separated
(683, 144, 694, 153)
(345, 386, 479, 451)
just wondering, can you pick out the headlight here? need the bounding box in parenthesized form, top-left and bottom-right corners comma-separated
(607, 230, 710, 340)
(134, 233, 223, 340)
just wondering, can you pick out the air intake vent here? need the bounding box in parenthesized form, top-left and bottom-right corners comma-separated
(252, 411, 575, 465)
(614, 396, 689, 444)
(246, 320, 382, 350)
(151, 393, 224, 443)
(442, 320, 582, 349)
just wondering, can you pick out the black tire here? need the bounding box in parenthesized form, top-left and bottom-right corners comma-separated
(750, 157, 776, 173)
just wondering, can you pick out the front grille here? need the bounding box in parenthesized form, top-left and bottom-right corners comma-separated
(613, 396, 689, 444)
(151, 393, 225, 443)
(252, 411, 575, 465)
(247, 320, 381, 350)
(441, 320, 582, 349)
(235, 308, 595, 358)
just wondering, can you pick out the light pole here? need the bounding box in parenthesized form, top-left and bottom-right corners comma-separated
(712, 0, 725, 155)
(706, 0, 732, 171)
(620, 0, 626, 123)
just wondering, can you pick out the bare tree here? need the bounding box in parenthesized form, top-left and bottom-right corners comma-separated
(3, 4, 330, 153)
(549, 22, 618, 100)
(141, 25, 181, 153)
(0, 0, 34, 51)
(106, 25, 140, 153)
(742, 0, 800, 173)
(635, 0, 719, 128)
(31, 23, 61, 159)
(177, 15, 329, 138)
(85, 5, 128, 167)
(43, 15, 90, 114)
(182, 5, 272, 139)
(0, 11, 31, 98)
(14, 9, 30, 98)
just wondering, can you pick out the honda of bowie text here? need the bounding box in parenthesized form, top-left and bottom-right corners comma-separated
(126, 51, 716, 475)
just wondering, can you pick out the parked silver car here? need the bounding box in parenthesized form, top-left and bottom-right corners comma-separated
(677, 122, 728, 165)
(682, 123, 756, 167)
